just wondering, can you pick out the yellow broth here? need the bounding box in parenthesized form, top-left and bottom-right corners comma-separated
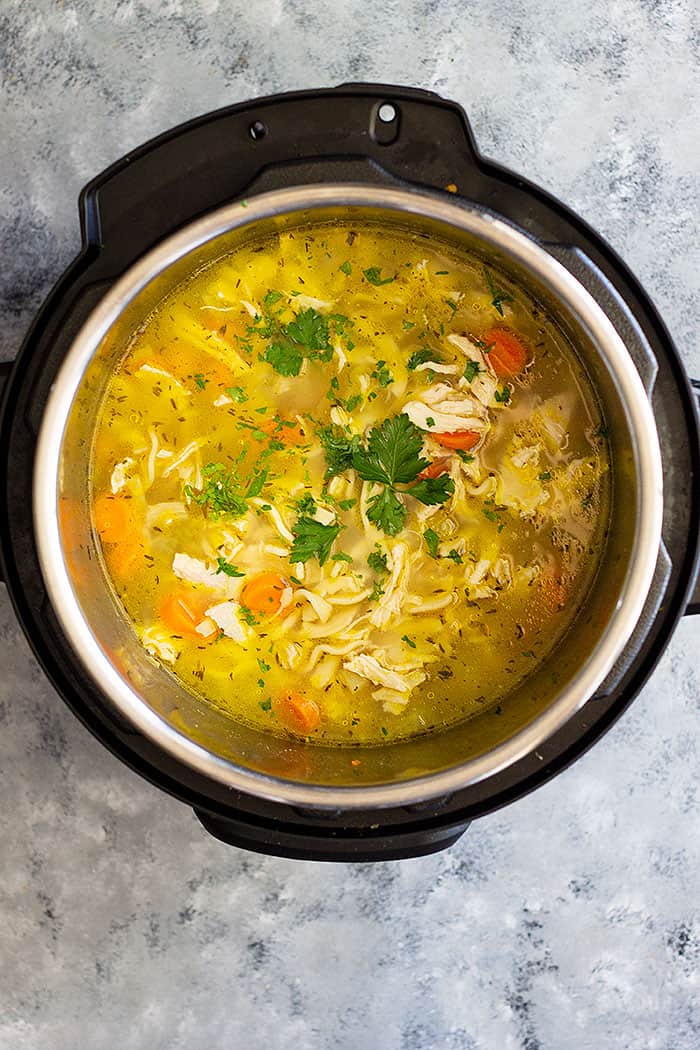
(90, 222, 610, 745)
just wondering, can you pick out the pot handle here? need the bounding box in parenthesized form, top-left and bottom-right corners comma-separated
(193, 807, 470, 862)
(687, 379, 700, 614)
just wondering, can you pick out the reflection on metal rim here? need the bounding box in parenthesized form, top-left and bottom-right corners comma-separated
(32, 184, 664, 809)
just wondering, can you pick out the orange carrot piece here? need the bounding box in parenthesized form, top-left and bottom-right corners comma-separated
(273, 691, 321, 734)
(418, 456, 452, 479)
(433, 430, 480, 451)
(482, 328, 529, 378)
(159, 588, 212, 638)
(240, 572, 289, 615)
(93, 492, 141, 544)
(263, 418, 309, 446)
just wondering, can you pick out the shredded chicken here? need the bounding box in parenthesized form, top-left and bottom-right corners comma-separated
(204, 600, 248, 642)
(343, 652, 426, 694)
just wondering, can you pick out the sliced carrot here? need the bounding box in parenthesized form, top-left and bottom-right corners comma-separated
(159, 588, 212, 638)
(263, 418, 309, 447)
(482, 328, 529, 378)
(104, 538, 144, 580)
(273, 691, 321, 735)
(418, 457, 452, 479)
(240, 572, 289, 615)
(93, 493, 140, 544)
(433, 430, 480, 451)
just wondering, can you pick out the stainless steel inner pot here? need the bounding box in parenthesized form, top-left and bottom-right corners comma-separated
(32, 184, 663, 808)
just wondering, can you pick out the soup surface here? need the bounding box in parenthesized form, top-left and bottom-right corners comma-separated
(91, 222, 610, 745)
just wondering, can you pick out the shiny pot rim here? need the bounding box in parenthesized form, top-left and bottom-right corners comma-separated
(32, 182, 664, 809)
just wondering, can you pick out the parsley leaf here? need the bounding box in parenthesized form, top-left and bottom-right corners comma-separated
(366, 487, 406, 536)
(538, 471, 552, 482)
(289, 515, 341, 565)
(317, 423, 357, 478)
(369, 580, 385, 602)
(194, 373, 207, 389)
(402, 320, 415, 330)
(226, 386, 248, 403)
(371, 360, 394, 387)
(246, 468, 268, 498)
(494, 387, 511, 404)
(331, 551, 353, 563)
(464, 360, 482, 383)
(285, 307, 331, 352)
(262, 342, 304, 376)
(296, 493, 317, 514)
(339, 260, 352, 275)
(338, 498, 357, 511)
(263, 289, 284, 307)
(409, 475, 455, 506)
(483, 267, 515, 316)
(363, 267, 395, 286)
(424, 528, 440, 558)
(352, 414, 429, 487)
(401, 634, 417, 648)
(456, 449, 475, 463)
(446, 549, 463, 564)
(367, 546, 388, 574)
(407, 347, 437, 370)
(185, 463, 248, 519)
(215, 557, 245, 577)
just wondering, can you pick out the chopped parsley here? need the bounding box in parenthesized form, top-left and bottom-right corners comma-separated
(331, 551, 353, 563)
(366, 486, 406, 536)
(246, 468, 269, 498)
(483, 507, 499, 522)
(407, 347, 437, 370)
(401, 634, 417, 648)
(194, 373, 207, 389)
(363, 267, 395, 286)
(259, 305, 337, 377)
(367, 546, 389, 574)
(257, 658, 271, 673)
(464, 360, 482, 383)
(538, 471, 552, 482)
(371, 360, 394, 387)
(446, 549, 463, 564)
(494, 387, 511, 404)
(226, 386, 248, 403)
(259, 697, 272, 712)
(338, 498, 357, 511)
(317, 423, 358, 478)
(215, 557, 245, 577)
(425, 416, 436, 428)
(456, 449, 475, 463)
(296, 493, 317, 514)
(289, 515, 342, 565)
(368, 581, 385, 602)
(402, 320, 415, 330)
(424, 528, 440, 558)
(339, 260, 352, 275)
(483, 266, 515, 316)
(263, 289, 284, 307)
(445, 298, 458, 313)
(185, 463, 248, 519)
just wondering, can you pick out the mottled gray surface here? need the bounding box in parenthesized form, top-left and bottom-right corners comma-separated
(1, 2, 699, 1047)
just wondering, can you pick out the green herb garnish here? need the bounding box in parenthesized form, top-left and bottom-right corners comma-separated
(194, 373, 207, 389)
(402, 320, 415, 330)
(464, 360, 482, 383)
(289, 515, 342, 565)
(339, 260, 352, 275)
(317, 423, 358, 478)
(367, 546, 388, 574)
(401, 634, 417, 648)
(538, 471, 552, 482)
(185, 463, 248, 519)
(215, 557, 246, 577)
(483, 266, 514, 316)
(226, 386, 248, 403)
(363, 267, 395, 286)
(494, 387, 511, 404)
(338, 498, 357, 511)
(371, 360, 394, 387)
(407, 347, 437, 371)
(424, 528, 440, 558)
(331, 551, 353, 563)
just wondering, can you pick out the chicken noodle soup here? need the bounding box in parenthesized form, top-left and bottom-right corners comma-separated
(91, 222, 610, 745)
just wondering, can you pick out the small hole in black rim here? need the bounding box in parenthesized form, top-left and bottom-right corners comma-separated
(249, 120, 267, 141)
(377, 102, 397, 124)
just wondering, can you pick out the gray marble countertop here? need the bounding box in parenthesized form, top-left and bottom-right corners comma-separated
(2, 2, 699, 1048)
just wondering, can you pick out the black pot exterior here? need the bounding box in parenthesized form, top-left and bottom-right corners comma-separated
(1, 84, 699, 861)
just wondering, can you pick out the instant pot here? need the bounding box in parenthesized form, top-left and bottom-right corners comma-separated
(1, 84, 698, 861)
